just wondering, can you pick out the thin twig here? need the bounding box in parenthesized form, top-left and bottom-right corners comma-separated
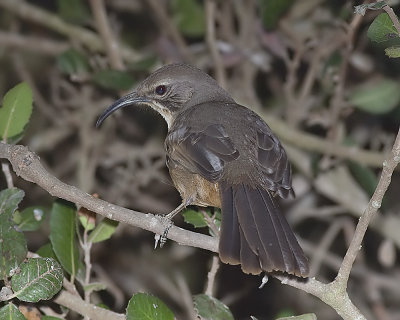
(145, 0, 192, 62)
(336, 128, 400, 286)
(205, 0, 226, 88)
(205, 255, 220, 296)
(277, 127, 400, 320)
(382, 5, 400, 36)
(54, 290, 124, 320)
(0, 31, 68, 55)
(1, 162, 13, 188)
(263, 113, 386, 168)
(88, 0, 124, 70)
(82, 228, 93, 303)
(0, 0, 142, 63)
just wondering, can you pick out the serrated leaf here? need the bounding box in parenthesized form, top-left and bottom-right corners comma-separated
(88, 218, 118, 243)
(14, 206, 48, 231)
(11, 257, 63, 302)
(0, 188, 27, 279)
(0, 82, 33, 140)
(57, 49, 90, 75)
(367, 13, 399, 43)
(348, 79, 400, 114)
(183, 209, 208, 228)
(276, 314, 317, 320)
(0, 303, 26, 320)
(259, 0, 294, 30)
(57, 0, 90, 24)
(126, 293, 174, 320)
(385, 45, 400, 58)
(171, 0, 206, 37)
(194, 294, 234, 320)
(93, 70, 135, 91)
(50, 200, 80, 277)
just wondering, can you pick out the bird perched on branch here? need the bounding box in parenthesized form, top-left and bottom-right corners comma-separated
(96, 64, 309, 277)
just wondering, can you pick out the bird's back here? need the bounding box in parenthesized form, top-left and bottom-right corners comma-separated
(169, 102, 293, 197)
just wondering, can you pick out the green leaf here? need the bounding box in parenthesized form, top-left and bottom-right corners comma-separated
(367, 13, 399, 43)
(0, 82, 33, 141)
(92, 70, 135, 91)
(14, 206, 48, 231)
(11, 257, 63, 302)
(194, 294, 234, 320)
(0, 188, 25, 222)
(42, 316, 64, 320)
(385, 45, 400, 58)
(348, 79, 400, 114)
(0, 188, 27, 279)
(183, 209, 208, 228)
(88, 218, 118, 243)
(347, 161, 378, 197)
(276, 314, 317, 320)
(126, 293, 174, 320)
(36, 243, 58, 261)
(0, 303, 26, 320)
(259, 0, 294, 30)
(57, 49, 90, 75)
(50, 200, 80, 277)
(171, 0, 206, 37)
(83, 282, 107, 293)
(57, 0, 90, 24)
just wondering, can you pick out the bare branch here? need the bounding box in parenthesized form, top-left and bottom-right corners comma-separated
(0, 0, 142, 63)
(336, 128, 400, 285)
(205, 255, 220, 296)
(0, 142, 218, 254)
(54, 290, 125, 320)
(263, 113, 386, 168)
(205, 0, 226, 88)
(88, 0, 124, 70)
(382, 4, 400, 36)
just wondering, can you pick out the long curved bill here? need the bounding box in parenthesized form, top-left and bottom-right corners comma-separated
(96, 92, 150, 128)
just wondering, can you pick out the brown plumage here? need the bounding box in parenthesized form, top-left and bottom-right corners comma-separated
(96, 64, 309, 277)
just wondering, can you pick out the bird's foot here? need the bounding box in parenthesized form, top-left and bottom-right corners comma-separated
(153, 198, 194, 249)
(154, 215, 174, 249)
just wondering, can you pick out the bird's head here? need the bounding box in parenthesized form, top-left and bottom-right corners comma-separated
(96, 64, 234, 128)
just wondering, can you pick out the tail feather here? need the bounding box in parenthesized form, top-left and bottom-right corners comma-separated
(219, 184, 240, 264)
(239, 227, 263, 274)
(218, 182, 309, 277)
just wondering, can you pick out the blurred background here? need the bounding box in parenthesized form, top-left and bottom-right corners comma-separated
(1, 0, 400, 319)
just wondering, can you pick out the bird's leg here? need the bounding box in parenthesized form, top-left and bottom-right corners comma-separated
(154, 197, 194, 248)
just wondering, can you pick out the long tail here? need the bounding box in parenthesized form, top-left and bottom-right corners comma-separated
(218, 182, 309, 277)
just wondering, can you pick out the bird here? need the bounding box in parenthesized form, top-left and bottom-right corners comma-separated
(96, 63, 309, 277)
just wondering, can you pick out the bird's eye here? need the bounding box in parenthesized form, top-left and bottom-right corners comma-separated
(155, 85, 167, 95)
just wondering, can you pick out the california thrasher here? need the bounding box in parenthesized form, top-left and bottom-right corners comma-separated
(96, 64, 309, 277)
